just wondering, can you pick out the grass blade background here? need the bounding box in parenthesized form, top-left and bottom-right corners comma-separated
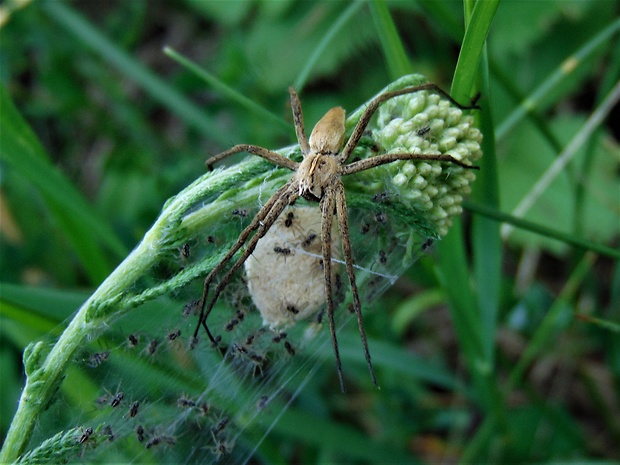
(2, 0, 618, 462)
(0, 86, 126, 283)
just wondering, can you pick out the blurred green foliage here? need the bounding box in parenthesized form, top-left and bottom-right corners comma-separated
(1, 0, 618, 463)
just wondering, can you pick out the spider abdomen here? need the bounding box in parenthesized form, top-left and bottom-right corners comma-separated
(308, 107, 346, 155)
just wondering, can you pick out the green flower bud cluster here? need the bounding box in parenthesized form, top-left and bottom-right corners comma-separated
(352, 76, 483, 238)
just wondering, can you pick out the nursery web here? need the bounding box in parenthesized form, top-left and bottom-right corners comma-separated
(15, 75, 482, 464)
(21, 194, 429, 464)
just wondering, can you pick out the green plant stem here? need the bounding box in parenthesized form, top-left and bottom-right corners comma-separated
(369, 0, 412, 79)
(294, 1, 364, 91)
(461, 252, 597, 463)
(0, 256, 147, 461)
(496, 18, 620, 140)
(502, 81, 620, 239)
(452, 0, 500, 97)
(1, 75, 483, 462)
(42, 1, 228, 145)
(464, 200, 620, 260)
(0, 169, 222, 463)
(163, 47, 290, 133)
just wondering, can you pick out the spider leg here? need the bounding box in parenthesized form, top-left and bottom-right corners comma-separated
(343, 152, 479, 176)
(320, 183, 346, 393)
(288, 87, 310, 156)
(206, 145, 299, 171)
(201, 183, 300, 335)
(334, 180, 377, 387)
(193, 180, 298, 343)
(193, 181, 300, 344)
(339, 84, 479, 164)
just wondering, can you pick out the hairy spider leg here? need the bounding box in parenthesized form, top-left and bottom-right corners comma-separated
(194, 88, 308, 345)
(334, 180, 377, 387)
(343, 152, 480, 175)
(193, 181, 300, 343)
(339, 83, 481, 164)
(194, 184, 295, 343)
(319, 181, 345, 392)
(205, 145, 298, 171)
(289, 87, 310, 156)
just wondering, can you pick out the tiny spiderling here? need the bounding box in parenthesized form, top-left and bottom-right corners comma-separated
(273, 246, 292, 256)
(88, 350, 109, 368)
(177, 395, 196, 409)
(225, 317, 239, 331)
(231, 208, 248, 218)
(372, 192, 390, 203)
(197, 401, 210, 416)
(128, 400, 140, 418)
(374, 212, 388, 224)
(127, 334, 139, 348)
(284, 341, 296, 356)
(78, 427, 93, 445)
(284, 211, 295, 227)
(301, 233, 317, 248)
(182, 300, 199, 318)
(110, 392, 124, 408)
(286, 304, 299, 315)
(257, 395, 269, 410)
(167, 329, 181, 341)
(146, 339, 158, 356)
(136, 425, 145, 442)
(193, 81, 480, 392)
(417, 125, 431, 136)
(146, 435, 176, 449)
(211, 435, 231, 460)
(103, 425, 115, 442)
(212, 417, 229, 435)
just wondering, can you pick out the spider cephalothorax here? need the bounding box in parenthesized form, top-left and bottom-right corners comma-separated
(193, 82, 480, 392)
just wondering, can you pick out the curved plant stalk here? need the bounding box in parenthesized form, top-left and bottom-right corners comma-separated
(0, 75, 482, 463)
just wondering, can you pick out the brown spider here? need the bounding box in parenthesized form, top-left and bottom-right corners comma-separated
(193, 83, 479, 392)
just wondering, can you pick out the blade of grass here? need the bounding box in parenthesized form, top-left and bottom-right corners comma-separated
(437, 0, 500, 414)
(464, 200, 620, 260)
(462, 251, 598, 462)
(294, 1, 365, 91)
(338, 332, 470, 393)
(471, 50, 502, 366)
(268, 407, 417, 463)
(0, 86, 126, 283)
(0, 283, 89, 324)
(574, 40, 619, 243)
(575, 313, 620, 334)
(502, 81, 620, 238)
(369, 0, 413, 80)
(164, 46, 290, 133)
(469, 45, 510, 451)
(452, 0, 500, 100)
(508, 252, 597, 389)
(496, 18, 620, 140)
(489, 59, 564, 153)
(42, 1, 230, 145)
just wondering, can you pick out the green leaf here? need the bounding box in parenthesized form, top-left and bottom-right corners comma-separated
(0, 85, 126, 283)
